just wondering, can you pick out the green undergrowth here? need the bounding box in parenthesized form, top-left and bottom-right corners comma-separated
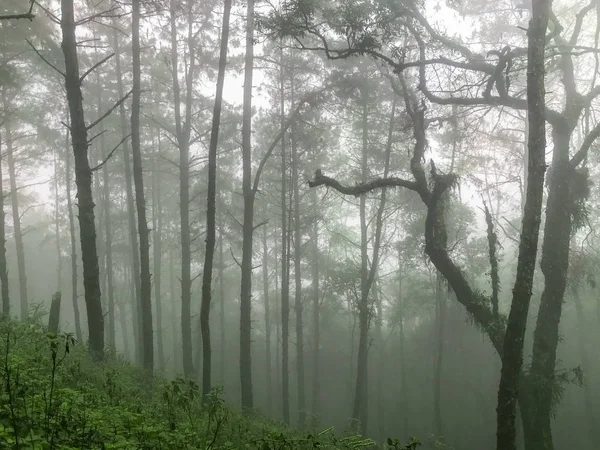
(0, 318, 421, 449)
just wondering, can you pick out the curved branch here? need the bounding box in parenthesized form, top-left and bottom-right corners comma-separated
(308, 171, 418, 195)
(570, 121, 600, 168)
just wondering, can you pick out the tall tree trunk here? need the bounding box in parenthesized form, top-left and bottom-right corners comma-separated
(434, 273, 446, 438)
(291, 109, 305, 429)
(169, 248, 181, 374)
(353, 97, 370, 432)
(352, 95, 393, 434)
(131, 0, 153, 372)
(495, 1, 550, 448)
(279, 51, 290, 424)
(527, 127, 571, 450)
(200, 0, 232, 395)
(170, 0, 194, 379)
(0, 136, 9, 316)
(374, 281, 384, 439)
(65, 124, 82, 341)
(262, 228, 272, 414)
(274, 237, 281, 415)
(54, 149, 62, 292)
(113, 26, 142, 365)
(102, 129, 116, 351)
(218, 214, 226, 384)
(572, 286, 598, 448)
(310, 187, 320, 416)
(152, 130, 165, 370)
(60, 0, 104, 358)
(239, 0, 255, 411)
(1, 94, 27, 320)
(397, 251, 408, 439)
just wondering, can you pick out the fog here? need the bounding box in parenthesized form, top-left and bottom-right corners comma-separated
(0, 0, 599, 449)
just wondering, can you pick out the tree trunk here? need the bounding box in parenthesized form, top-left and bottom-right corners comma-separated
(48, 292, 61, 334)
(397, 251, 408, 439)
(239, 0, 255, 411)
(131, 0, 153, 372)
(310, 187, 320, 416)
(152, 130, 165, 370)
(218, 214, 226, 384)
(434, 273, 446, 438)
(352, 95, 393, 434)
(1, 93, 27, 320)
(0, 136, 9, 316)
(353, 95, 369, 433)
(54, 150, 62, 293)
(572, 286, 598, 448)
(262, 228, 272, 414)
(374, 281, 384, 439)
(274, 237, 281, 416)
(65, 125, 82, 342)
(291, 111, 305, 429)
(169, 248, 181, 374)
(113, 26, 142, 365)
(102, 130, 116, 352)
(60, 0, 104, 358)
(280, 50, 290, 424)
(169, 0, 194, 379)
(200, 0, 232, 395)
(495, 0, 550, 447)
(527, 128, 571, 450)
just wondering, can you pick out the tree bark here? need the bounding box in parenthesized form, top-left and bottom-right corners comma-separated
(218, 212, 226, 384)
(200, 0, 232, 395)
(169, 0, 195, 378)
(310, 187, 320, 416)
(291, 107, 305, 429)
(396, 250, 408, 439)
(48, 292, 61, 334)
(495, 0, 550, 447)
(0, 135, 9, 316)
(131, 0, 153, 372)
(54, 150, 62, 293)
(1, 93, 27, 320)
(113, 26, 142, 365)
(152, 129, 165, 370)
(572, 286, 598, 448)
(527, 129, 572, 450)
(102, 127, 116, 352)
(352, 94, 393, 434)
(434, 273, 446, 438)
(280, 51, 290, 424)
(60, 0, 104, 358)
(65, 124, 82, 342)
(239, 0, 255, 411)
(262, 228, 273, 414)
(274, 237, 281, 415)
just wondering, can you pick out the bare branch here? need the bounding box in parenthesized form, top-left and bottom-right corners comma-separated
(229, 247, 242, 268)
(0, 0, 34, 20)
(570, 121, 600, 168)
(87, 129, 108, 145)
(80, 53, 115, 83)
(90, 134, 130, 171)
(86, 89, 133, 131)
(25, 39, 65, 78)
(252, 89, 327, 194)
(75, 7, 122, 26)
(253, 219, 268, 231)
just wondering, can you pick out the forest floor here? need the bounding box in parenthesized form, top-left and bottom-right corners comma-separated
(0, 318, 413, 449)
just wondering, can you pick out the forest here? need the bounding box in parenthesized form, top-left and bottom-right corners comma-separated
(0, 0, 599, 448)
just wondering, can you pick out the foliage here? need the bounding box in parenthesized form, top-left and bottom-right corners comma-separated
(0, 318, 414, 449)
